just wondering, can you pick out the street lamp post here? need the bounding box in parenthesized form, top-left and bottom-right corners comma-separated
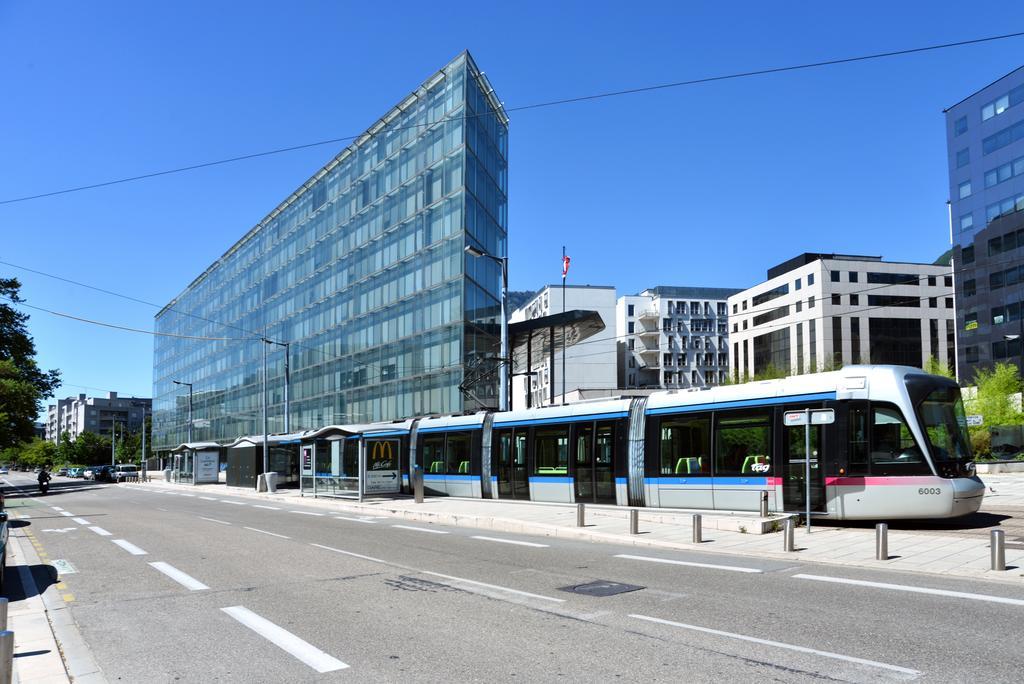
(172, 380, 193, 444)
(464, 245, 509, 412)
(259, 338, 291, 489)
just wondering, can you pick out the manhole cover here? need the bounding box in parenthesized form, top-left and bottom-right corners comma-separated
(559, 580, 644, 597)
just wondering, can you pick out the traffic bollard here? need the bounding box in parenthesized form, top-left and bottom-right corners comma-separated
(413, 465, 424, 504)
(991, 529, 1006, 571)
(876, 523, 889, 561)
(576, 503, 585, 527)
(759, 490, 769, 517)
(783, 517, 795, 551)
(0, 630, 13, 684)
(0, 598, 6, 631)
(629, 509, 639, 535)
(692, 514, 702, 544)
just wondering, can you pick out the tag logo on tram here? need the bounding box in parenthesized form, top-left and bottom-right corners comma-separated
(751, 463, 770, 473)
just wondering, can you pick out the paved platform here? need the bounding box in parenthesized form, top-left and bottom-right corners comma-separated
(125, 477, 1024, 586)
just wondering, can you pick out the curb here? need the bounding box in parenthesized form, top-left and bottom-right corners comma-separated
(7, 523, 106, 684)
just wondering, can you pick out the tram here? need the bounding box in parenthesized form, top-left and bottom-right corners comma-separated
(311, 365, 983, 519)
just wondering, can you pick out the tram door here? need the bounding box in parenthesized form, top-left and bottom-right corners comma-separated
(495, 429, 529, 499)
(574, 421, 616, 504)
(781, 409, 826, 512)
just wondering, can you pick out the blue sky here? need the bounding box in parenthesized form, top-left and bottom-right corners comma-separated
(1, 1, 1021, 414)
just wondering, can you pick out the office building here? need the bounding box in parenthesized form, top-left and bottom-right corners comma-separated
(152, 52, 508, 456)
(509, 285, 617, 408)
(728, 254, 955, 379)
(617, 286, 741, 389)
(46, 392, 152, 443)
(946, 66, 1024, 380)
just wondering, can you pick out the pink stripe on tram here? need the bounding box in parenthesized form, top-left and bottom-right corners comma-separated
(825, 476, 943, 486)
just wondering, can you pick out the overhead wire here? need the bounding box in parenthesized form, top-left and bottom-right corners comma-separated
(1, 30, 1023, 206)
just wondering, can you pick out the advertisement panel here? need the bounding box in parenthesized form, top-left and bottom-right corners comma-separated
(365, 440, 400, 494)
(195, 450, 220, 484)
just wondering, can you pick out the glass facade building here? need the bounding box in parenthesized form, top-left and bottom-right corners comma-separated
(946, 66, 1024, 380)
(153, 52, 508, 454)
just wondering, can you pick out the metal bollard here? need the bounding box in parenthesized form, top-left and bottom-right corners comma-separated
(991, 529, 1006, 571)
(759, 490, 769, 517)
(413, 465, 424, 504)
(0, 629, 13, 684)
(876, 523, 889, 561)
(783, 516, 795, 552)
(692, 514, 702, 544)
(0, 598, 6, 631)
(629, 509, 639, 535)
(576, 503, 585, 527)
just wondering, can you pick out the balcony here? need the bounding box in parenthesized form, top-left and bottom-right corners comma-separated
(637, 308, 659, 322)
(638, 347, 661, 368)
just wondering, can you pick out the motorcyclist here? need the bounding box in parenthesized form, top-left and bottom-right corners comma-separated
(38, 466, 52, 493)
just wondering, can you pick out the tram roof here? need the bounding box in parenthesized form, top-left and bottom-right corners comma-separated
(644, 365, 929, 412)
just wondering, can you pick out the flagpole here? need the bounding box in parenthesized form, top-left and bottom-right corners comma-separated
(561, 245, 567, 406)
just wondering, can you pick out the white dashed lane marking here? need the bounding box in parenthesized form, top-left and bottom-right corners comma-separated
(112, 539, 148, 556)
(630, 614, 920, 676)
(89, 526, 112, 537)
(221, 606, 348, 672)
(199, 517, 232, 526)
(615, 554, 764, 574)
(392, 525, 448, 535)
(150, 562, 209, 591)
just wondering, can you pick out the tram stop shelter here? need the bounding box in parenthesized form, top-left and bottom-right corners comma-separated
(296, 422, 414, 501)
(167, 442, 226, 485)
(508, 309, 606, 408)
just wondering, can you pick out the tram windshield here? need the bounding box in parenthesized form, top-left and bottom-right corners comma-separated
(917, 386, 973, 462)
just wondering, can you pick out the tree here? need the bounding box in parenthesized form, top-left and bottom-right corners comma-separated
(925, 356, 954, 379)
(0, 278, 61, 450)
(72, 431, 113, 466)
(972, 363, 1023, 428)
(116, 428, 141, 464)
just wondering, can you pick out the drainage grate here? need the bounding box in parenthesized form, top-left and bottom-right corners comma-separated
(559, 580, 644, 597)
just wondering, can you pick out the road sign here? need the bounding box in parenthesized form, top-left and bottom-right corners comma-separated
(966, 414, 983, 427)
(784, 409, 835, 427)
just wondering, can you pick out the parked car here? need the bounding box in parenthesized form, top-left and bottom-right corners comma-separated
(57, 468, 68, 477)
(94, 465, 118, 483)
(113, 464, 139, 482)
(0, 467, 8, 475)
(67, 467, 82, 478)
(83, 468, 96, 481)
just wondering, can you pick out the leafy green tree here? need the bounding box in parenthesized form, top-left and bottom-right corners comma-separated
(72, 431, 113, 466)
(971, 362, 1023, 427)
(115, 429, 141, 464)
(925, 356, 954, 379)
(0, 278, 61, 450)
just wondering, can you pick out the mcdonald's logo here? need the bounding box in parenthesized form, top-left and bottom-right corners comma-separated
(369, 440, 396, 471)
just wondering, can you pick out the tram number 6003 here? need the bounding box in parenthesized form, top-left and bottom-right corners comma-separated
(918, 487, 942, 495)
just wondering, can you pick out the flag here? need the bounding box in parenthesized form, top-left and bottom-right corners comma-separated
(562, 254, 571, 280)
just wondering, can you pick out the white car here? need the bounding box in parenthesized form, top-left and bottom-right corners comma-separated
(0, 467, 8, 475)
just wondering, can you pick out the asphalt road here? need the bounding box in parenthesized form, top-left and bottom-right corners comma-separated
(4, 473, 1024, 683)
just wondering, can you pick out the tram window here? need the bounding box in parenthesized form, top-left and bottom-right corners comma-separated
(446, 432, 471, 474)
(534, 427, 569, 475)
(848, 406, 870, 475)
(595, 424, 614, 466)
(715, 411, 771, 476)
(659, 416, 711, 475)
(423, 435, 445, 474)
(870, 405, 930, 476)
(576, 424, 593, 464)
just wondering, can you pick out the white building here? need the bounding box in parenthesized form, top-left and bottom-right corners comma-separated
(46, 392, 152, 443)
(617, 286, 741, 389)
(509, 285, 617, 408)
(727, 253, 956, 379)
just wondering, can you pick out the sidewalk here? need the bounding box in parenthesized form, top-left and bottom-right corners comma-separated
(5, 511, 106, 684)
(126, 479, 1024, 585)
